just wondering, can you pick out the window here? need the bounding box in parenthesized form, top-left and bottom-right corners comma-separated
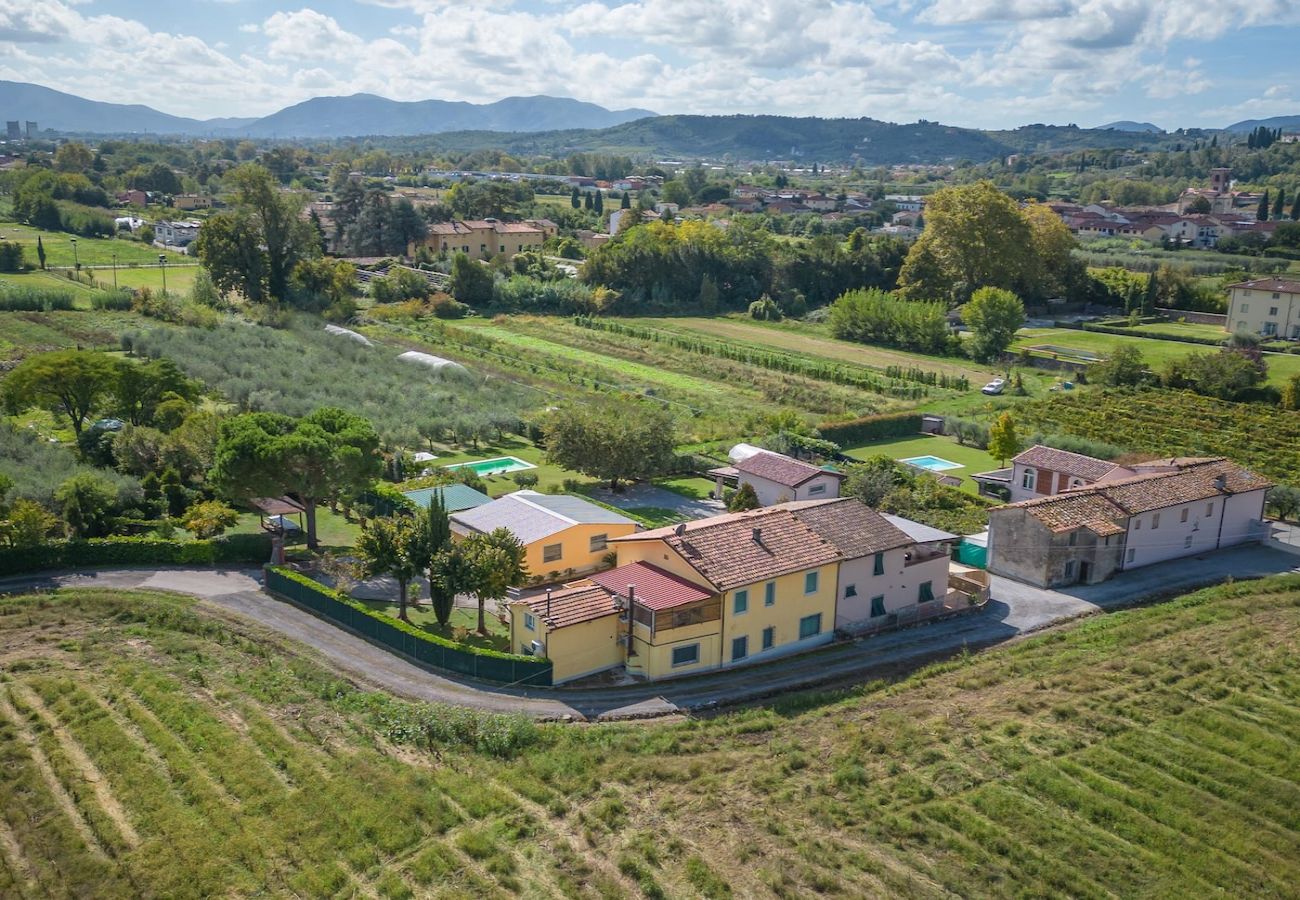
(672, 644, 700, 667)
(1126, 548, 1136, 563)
(1206, 502, 1214, 516)
(873, 552, 885, 576)
(1240, 303, 1249, 312)
(1184, 535, 1193, 549)
(1180, 508, 1189, 523)
(1068, 531, 1077, 546)
(733, 589, 749, 615)
(731, 635, 748, 661)
(762, 626, 775, 650)
(1273, 292, 1281, 299)
(1021, 469, 1036, 491)
(807, 482, 827, 496)
(870, 595, 886, 617)
(542, 543, 562, 563)
(524, 613, 536, 631)
(1270, 306, 1279, 316)
(1264, 322, 1278, 336)
(589, 533, 608, 552)
(1151, 513, 1160, 529)
(1134, 518, 1142, 530)
(844, 584, 857, 598)
(798, 613, 822, 639)
(1064, 560, 1076, 578)
(764, 581, 775, 606)
(804, 571, 819, 594)
(918, 581, 935, 603)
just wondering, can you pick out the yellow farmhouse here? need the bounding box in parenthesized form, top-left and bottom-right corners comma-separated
(509, 499, 979, 684)
(450, 490, 638, 579)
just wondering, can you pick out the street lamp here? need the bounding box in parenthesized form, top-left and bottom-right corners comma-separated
(158, 253, 167, 295)
(70, 237, 79, 272)
(111, 252, 117, 289)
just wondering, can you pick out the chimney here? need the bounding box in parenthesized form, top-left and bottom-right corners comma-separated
(674, 523, 686, 536)
(545, 587, 552, 618)
(752, 527, 762, 544)
(1214, 474, 1227, 491)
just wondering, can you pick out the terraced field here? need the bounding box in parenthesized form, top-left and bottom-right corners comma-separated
(2, 576, 1297, 897)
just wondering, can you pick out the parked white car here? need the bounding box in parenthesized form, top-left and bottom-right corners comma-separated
(982, 378, 1006, 395)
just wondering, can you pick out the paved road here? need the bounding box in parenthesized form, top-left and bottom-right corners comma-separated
(2, 544, 1295, 722)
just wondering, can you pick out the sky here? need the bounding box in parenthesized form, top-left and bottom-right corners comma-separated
(1, 0, 1299, 130)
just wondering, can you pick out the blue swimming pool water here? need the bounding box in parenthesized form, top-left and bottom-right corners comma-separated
(442, 456, 536, 477)
(899, 455, 964, 472)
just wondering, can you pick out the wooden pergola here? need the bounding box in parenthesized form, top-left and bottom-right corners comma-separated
(251, 496, 306, 535)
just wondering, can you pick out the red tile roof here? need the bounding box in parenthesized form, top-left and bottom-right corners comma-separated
(518, 585, 618, 630)
(1013, 445, 1129, 482)
(1225, 277, 1300, 294)
(588, 562, 714, 611)
(734, 450, 843, 488)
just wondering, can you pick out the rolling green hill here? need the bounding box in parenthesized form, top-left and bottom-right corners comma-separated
(1, 575, 1297, 897)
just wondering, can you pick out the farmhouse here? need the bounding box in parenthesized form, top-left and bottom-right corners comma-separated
(509, 499, 985, 683)
(1225, 277, 1300, 339)
(988, 457, 1271, 588)
(1007, 445, 1135, 503)
(407, 218, 545, 260)
(450, 490, 637, 577)
(729, 449, 845, 506)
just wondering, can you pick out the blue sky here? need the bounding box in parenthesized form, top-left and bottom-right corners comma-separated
(2, 0, 1298, 129)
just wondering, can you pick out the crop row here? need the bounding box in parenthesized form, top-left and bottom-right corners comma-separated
(573, 316, 970, 395)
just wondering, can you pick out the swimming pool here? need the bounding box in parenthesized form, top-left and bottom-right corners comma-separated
(899, 455, 964, 472)
(442, 456, 536, 477)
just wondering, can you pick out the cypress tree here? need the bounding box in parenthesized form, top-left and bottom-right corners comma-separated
(620, 190, 630, 209)
(1258, 191, 1270, 222)
(1273, 188, 1286, 219)
(594, 190, 604, 214)
(583, 191, 593, 210)
(36, 235, 46, 270)
(570, 186, 580, 209)
(1291, 194, 1300, 221)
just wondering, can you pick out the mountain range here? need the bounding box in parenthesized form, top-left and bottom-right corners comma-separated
(3, 80, 1298, 164)
(0, 81, 656, 138)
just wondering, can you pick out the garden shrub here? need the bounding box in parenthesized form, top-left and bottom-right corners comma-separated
(0, 534, 273, 577)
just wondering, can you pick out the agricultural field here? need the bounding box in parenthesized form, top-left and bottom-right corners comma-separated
(1015, 388, 1300, 486)
(0, 309, 142, 367)
(1, 265, 200, 303)
(843, 434, 1005, 494)
(2, 576, 1297, 897)
(1013, 327, 1300, 386)
(0, 222, 189, 269)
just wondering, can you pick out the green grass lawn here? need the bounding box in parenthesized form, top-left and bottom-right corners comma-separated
(1014, 326, 1300, 386)
(412, 435, 597, 499)
(228, 508, 362, 552)
(1122, 320, 1230, 341)
(355, 599, 510, 653)
(655, 475, 716, 500)
(0, 222, 189, 269)
(1, 265, 200, 302)
(2, 575, 1296, 896)
(842, 433, 1005, 494)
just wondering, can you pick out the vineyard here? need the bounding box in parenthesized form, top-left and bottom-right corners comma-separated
(3, 576, 1298, 897)
(1015, 388, 1300, 485)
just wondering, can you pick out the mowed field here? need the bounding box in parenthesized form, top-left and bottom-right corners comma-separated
(0, 223, 189, 269)
(2, 577, 1297, 897)
(1014, 327, 1300, 386)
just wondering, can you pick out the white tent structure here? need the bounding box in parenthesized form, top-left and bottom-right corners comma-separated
(397, 350, 467, 373)
(323, 324, 373, 346)
(728, 442, 764, 463)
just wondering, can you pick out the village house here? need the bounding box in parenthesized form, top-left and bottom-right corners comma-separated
(407, 218, 545, 260)
(988, 457, 1271, 588)
(507, 498, 985, 683)
(116, 189, 148, 207)
(1226, 277, 1300, 339)
(1007, 445, 1135, 503)
(711, 448, 845, 505)
(885, 194, 925, 212)
(153, 220, 201, 250)
(449, 490, 637, 578)
(172, 194, 212, 211)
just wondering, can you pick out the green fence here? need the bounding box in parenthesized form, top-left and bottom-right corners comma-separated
(263, 567, 552, 687)
(957, 539, 988, 569)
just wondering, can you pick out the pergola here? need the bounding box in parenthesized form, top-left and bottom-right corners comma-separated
(251, 496, 306, 535)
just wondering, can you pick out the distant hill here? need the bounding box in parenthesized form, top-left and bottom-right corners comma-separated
(1097, 120, 1163, 133)
(1224, 114, 1300, 133)
(236, 93, 656, 138)
(0, 80, 250, 136)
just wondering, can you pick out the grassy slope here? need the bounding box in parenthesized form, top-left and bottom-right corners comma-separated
(1, 577, 1297, 897)
(0, 223, 189, 269)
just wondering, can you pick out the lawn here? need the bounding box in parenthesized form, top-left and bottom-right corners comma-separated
(1, 265, 200, 302)
(1122, 320, 1230, 341)
(413, 435, 595, 499)
(1, 575, 1296, 896)
(356, 599, 511, 653)
(228, 508, 362, 553)
(1014, 326, 1300, 386)
(842, 433, 1005, 493)
(656, 475, 716, 501)
(0, 222, 189, 269)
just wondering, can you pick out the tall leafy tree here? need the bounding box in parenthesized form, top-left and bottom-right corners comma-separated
(988, 413, 1021, 467)
(211, 407, 381, 549)
(2, 350, 123, 438)
(462, 527, 528, 634)
(114, 358, 200, 427)
(55, 473, 118, 538)
(356, 516, 424, 621)
(963, 287, 1025, 362)
(543, 401, 677, 491)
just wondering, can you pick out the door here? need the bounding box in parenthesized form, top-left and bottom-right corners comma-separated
(1078, 561, 1090, 584)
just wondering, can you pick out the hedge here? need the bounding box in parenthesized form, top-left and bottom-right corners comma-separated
(1056, 320, 1228, 347)
(818, 412, 923, 445)
(0, 534, 273, 578)
(264, 566, 553, 686)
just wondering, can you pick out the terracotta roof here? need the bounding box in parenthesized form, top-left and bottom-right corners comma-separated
(1013, 445, 1128, 482)
(587, 562, 714, 611)
(1225, 278, 1300, 294)
(999, 458, 1271, 529)
(611, 506, 841, 591)
(785, 498, 914, 559)
(734, 450, 843, 488)
(518, 585, 618, 630)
